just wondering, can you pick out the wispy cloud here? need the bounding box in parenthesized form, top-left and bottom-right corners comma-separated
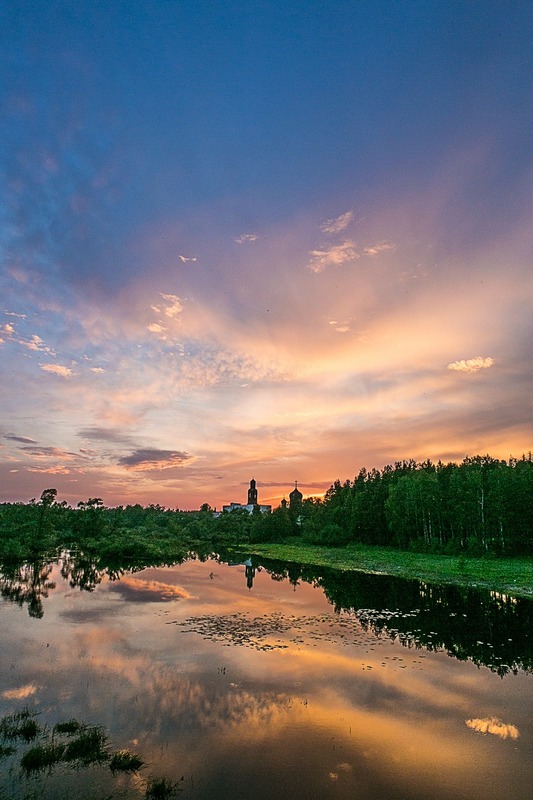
(234, 233, 258, 244)
(4, 434, 38, 444)
(118, 448, 194, 471)
(19, 333, 54, 355)
(39, 364, 75, 378)
(447, 357, 494, 373)
(21, 446, 78, 459)
(362, 241, 396, 256)
(328, 320, 352, 333)
(160, 293, 183, 317)
(79, 427, 137, 445)
(27, 465, 72, 474)
(1, 322, 55, 355)
(308, 232, 396, 273)
(308, 241, 359, 273)
(320, 210, 354, 234)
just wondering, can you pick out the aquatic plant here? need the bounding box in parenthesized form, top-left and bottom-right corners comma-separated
(0, 710, 180, 798)
(0, 708, 40, 742)
(62, 724, 109, 765)
(20, 742, 66, 772)
(145, 776, 182, 799)
(53, 718, 82, 735)
(0, 743, 16, 759)
(109, 748, 144, 772)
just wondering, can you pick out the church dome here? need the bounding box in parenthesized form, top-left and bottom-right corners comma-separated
(289, 481, 303, 504)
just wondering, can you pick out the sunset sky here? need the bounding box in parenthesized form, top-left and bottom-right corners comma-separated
(1, 1, 532, 509)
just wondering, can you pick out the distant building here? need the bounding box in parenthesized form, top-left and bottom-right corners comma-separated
(247, 478, 258, 505)
(222, 478, 272, 515)
(289, 481, 303, 511)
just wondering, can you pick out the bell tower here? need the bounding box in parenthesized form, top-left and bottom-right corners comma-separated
(289, 480, 303, 510)
(247, 478, 258, 505)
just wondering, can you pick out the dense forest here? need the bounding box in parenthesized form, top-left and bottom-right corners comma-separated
(1, 453, 532, 559)
(300, 454, 533, 555)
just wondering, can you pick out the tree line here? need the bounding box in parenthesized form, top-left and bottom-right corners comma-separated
(299, 454, 533, 554)
(0, 452, 532, 558)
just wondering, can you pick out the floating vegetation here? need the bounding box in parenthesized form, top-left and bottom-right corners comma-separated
(170, 611, 382, 652)
(171, 596, 531, 677)
(171, 605, 526, 676)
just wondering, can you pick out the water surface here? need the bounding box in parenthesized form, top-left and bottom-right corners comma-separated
(1, 554, 531, 799)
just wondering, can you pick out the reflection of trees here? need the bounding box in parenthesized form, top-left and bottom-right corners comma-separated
(0, 547, 174, 617)
(0, 559, 56, 618)
(253, 556, 533, 676)
(60, 551, 107, 592)
(3, 547, 531, 676)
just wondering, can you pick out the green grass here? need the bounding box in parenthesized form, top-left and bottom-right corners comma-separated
(244, 541, 533, 598)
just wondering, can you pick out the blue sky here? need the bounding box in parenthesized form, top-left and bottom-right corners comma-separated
(1, 1, 532, 508)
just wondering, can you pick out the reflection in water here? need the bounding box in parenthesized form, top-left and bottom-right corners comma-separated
(465, 717, 520, 739)
(0, 558, 56, 618)
(0, 708, 180, 799)
(1, 550, 532, 675)
(247, 556, 533, 676)
(0, 552, 532, 800)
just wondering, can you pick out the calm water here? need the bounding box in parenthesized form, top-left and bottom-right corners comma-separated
(0, 553, 532, 799)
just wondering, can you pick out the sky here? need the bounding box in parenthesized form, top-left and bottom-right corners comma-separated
(0, 0, 532, 510)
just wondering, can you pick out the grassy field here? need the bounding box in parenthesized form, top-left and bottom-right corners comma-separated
(244, 541, 533, 599)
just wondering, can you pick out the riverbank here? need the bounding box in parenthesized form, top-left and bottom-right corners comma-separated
(243, 541, 533, 599)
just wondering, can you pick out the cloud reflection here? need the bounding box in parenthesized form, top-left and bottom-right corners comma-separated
(466, 717, 519, 739)
(1, 684, 38, 700)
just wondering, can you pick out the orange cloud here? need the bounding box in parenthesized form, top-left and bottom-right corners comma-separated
(119, 575, 194, 600)
(1, 683, 38, 700)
